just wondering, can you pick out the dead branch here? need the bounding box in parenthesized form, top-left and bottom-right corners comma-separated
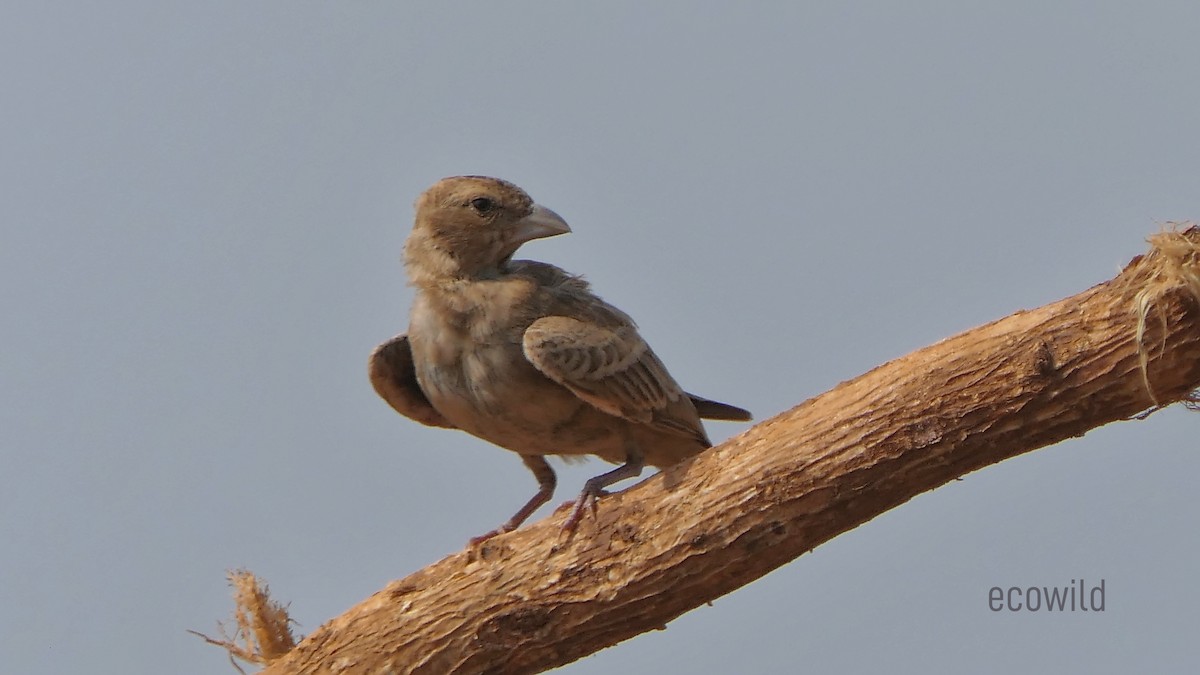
(260, 227, 1200, 675)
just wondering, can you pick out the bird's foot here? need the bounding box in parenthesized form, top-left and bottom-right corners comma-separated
(560, 488, 611, 536)
(469, 525, 513, 547)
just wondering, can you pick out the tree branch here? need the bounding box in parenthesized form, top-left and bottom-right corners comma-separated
(263, 227, 1200, 675)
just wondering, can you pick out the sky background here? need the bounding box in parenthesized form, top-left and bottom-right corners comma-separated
(3, 2, 1199, 673)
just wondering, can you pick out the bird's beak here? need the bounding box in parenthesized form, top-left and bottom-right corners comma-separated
(512, 204, 571, 245)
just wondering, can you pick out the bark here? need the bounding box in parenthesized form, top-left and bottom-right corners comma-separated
(263, 228, 1200, 675)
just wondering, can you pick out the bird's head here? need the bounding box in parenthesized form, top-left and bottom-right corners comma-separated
(404, 176, 571, 283)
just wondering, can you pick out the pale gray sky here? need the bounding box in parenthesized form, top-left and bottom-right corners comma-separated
(3, 3, 1199, 673)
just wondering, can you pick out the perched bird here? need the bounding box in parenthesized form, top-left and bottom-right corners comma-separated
(370, 176, 751, 542)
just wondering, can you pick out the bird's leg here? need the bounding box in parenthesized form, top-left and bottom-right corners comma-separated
(562, 445, 644, 535)
(470, 454, 557, 545)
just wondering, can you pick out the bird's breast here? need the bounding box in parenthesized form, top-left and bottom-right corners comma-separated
(407, 288, 543, 415)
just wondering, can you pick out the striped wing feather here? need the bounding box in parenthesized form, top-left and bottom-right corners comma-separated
(523, 316, 707, 443)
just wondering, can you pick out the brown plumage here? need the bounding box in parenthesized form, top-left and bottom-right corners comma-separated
(369, 176, 751, 542)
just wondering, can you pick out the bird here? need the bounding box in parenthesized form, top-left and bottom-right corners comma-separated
(369, 176, 751, 543)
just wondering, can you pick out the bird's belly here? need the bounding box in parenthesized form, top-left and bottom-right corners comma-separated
(414, 342, 625, 458)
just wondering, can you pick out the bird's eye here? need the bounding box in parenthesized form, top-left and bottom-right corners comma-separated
(470, 197, 495, 213)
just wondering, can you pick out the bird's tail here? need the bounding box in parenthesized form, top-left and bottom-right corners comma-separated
(688, 394, 752, 421)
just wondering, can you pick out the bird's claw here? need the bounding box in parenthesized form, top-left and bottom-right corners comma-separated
(560, 488, 611, 536)
(469, 525, 513, 546)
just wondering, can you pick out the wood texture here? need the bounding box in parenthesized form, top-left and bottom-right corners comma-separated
(263, 229, 1200, 675)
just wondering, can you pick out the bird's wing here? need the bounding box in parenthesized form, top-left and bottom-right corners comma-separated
(523, 316, 707, 443)
(368, 334, 455, 428)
